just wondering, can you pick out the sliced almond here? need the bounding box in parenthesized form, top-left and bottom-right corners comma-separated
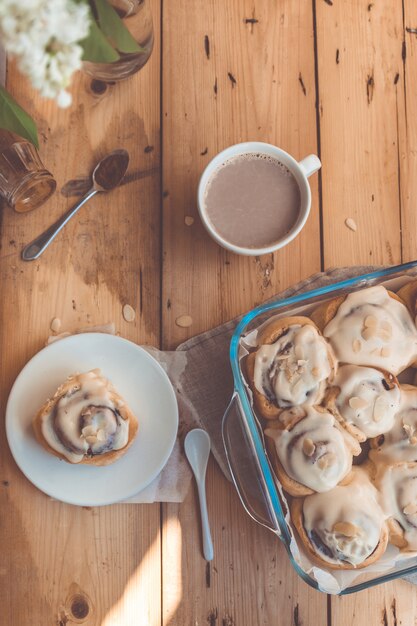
(380, 320, 392, 333)
(311, 366, 320, 378)
(85, 435, 97, 445)
(302, 438, 316, 457)
(123, 304, 136, 323)
(349, 396, 368, 410)
(297, 359, 307, 366)
(96, 429, 107, 442)
(345, 217, 357, 232)
(81, 425, 96, 437)
(380, 347, 391, 357)
(318, 453, 336, 469)
(373, 396, 387, 422)
(403, 423, 415, 438)
(184, 216, 194, 226)
(352, 339, 362, 353)
(364, 315, 378, 328)
(411, 436, 417, 445)
(176, 315, 193, 328)
(50, 317, 61, 333)
(361, 327, 376, 341)
(333, 521, 360, 537)
(403, 503, 417, 516)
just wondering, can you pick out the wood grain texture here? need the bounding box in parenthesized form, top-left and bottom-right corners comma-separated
(400, 0, 417, 264)
(161, 1, 325, 625)
(316, 0, 403, 267)
(0, 0, 162, 623)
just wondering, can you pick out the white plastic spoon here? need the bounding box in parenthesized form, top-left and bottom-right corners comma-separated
(184, 428, 214, 561)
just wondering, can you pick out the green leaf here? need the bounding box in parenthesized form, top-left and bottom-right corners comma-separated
(0, 87, 39, 148)
(92, 0, 144, 54)
(80, 14, 120, 62)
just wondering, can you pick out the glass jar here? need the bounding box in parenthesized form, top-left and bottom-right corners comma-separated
(0, 131, 56, 213)
(83, 0, 154, 82)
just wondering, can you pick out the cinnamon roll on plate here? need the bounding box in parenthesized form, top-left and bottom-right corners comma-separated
(291, 469, 389, 569)
(246, 316, 336, 420)
(324, 365, 401, 442)
(33, 369, 138, 465)
(310, 285, 417, 375)
(264, 406, 360, 496)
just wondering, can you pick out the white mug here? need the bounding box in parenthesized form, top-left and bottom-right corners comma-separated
(197, 141, 321, 256)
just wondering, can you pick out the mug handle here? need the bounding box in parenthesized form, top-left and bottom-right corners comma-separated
(298, 154, 321, 177)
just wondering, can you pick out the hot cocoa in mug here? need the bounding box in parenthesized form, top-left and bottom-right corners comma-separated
(197, 142, 321, 256)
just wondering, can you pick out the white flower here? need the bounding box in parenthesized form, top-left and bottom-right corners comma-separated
(0, 0, 91, 107)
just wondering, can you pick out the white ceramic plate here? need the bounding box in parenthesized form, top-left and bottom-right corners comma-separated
(6, 333, 178, 506)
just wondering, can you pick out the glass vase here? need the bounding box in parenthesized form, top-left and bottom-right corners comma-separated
(0, 131, 56, 213)
(83, 0, 154, 82)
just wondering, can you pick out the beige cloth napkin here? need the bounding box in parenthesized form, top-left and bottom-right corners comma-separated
(123, 265, 378, 502)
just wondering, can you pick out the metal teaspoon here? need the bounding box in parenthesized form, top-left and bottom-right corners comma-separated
(21, 149, 129, 261)
(184, 428, 214, 561)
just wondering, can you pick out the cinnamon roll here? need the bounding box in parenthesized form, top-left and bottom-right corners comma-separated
(310, 285, 417, 375)
(370, 385, 417, 465)
(264, 406, 360, 496)
(324, 365, 401, 442)
(33, 369, 138, 465)
(291, 469, 388, 569)
(377, 462, 417, 550)
(246, 316, 336, 420)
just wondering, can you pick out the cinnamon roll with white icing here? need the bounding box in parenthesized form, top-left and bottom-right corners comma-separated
(370, 385, 417, 465)
(310, 285, 417, 375)
(324, 365, 401, 442)
(377, 462, 417, 550)
(291, 469, 388, 569)
(264, 406, 360, 496)
(246, 316, 336, 420)
(33, 369, 138, 465)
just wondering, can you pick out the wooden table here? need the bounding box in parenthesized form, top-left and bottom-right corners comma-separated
(2, 0, 417, 623)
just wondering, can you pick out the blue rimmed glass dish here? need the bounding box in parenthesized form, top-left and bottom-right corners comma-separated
(222, 261, 417, 594)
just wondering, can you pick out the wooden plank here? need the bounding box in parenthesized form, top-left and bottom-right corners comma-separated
(0, 0, 162, 623)
(315, 0, 417, 621)
(162, 1, 326, 624)
(317, 0, 403, 268)
(400, 0, 417, 264)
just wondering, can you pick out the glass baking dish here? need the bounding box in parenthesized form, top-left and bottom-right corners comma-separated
(222, 260, 417, 594)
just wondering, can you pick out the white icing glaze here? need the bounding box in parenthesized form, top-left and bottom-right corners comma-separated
(266, 407, 358, 492)
(323, 285, 417, 375)
(379, 463, 417, 550)
(370, 386, 417, 464)
(302, 469, 386, 566)
(332, 364, 400, 438)
(254, 324, 334, 408)
(40, 370, 129, 463)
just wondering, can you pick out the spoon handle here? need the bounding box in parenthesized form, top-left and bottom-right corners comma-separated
(197, 481, 214, 561)
(21, 187, 98, 261)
